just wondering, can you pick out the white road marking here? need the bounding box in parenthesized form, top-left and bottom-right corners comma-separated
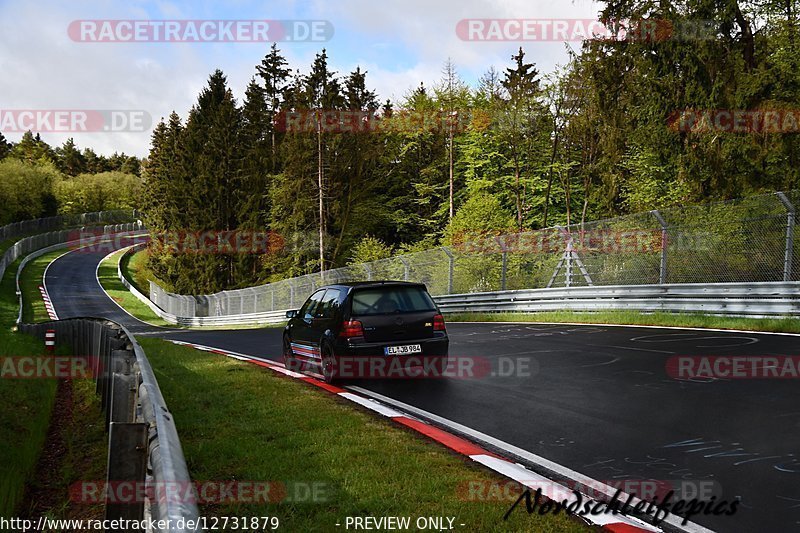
(347, 385, 715, 533)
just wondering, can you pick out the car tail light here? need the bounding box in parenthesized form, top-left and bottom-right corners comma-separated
(433, 314, 446, 332)
(340, 319, 364, 338)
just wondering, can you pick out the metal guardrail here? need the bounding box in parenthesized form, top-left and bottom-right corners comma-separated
(8, 218, 199, 532)
(0, 209, 141, 283)
(18, 319, 201, 532)
(15, 225, 144, 324)
(0, 209, 137, 242)
(117, 243, 287, 327)
(433, 282, 800, 317)
(120, 237, 800, 323)
(147, 190, 800, 318)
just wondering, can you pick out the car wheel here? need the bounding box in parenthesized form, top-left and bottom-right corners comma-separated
(283, 336, 300, 372)
(321, 345, 339, 384)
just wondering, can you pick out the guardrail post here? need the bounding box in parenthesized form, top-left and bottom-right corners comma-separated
(289, 280, 295, 308)
(108, 349, 135, 428)
(777, 192, 796, 282)
(652, 210, 668, 284)
(110, 373, 137, 424)
(105, 422, 148, 529)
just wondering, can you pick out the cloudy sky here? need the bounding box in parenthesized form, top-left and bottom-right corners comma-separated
(0, 0, 603, 157)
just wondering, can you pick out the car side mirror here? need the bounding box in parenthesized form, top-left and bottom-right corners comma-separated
(286, 310, 298, 319)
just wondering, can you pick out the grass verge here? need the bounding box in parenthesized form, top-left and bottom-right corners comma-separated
(97, 248, 173, 327)
(138, 337, 589, 532)
(19, 249, 69, 323)
(4, 246, 107, 519)
(445, 310, 800, 333)
(0, 256, 57, 517)
(21, 378, 106, 522)
(105, 248, 276, 330)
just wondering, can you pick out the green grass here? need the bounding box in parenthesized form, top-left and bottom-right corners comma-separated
(5, 245, 106, 519)
(97, 249, 173, 327)
(0, 238, 17, 256)
(139, 338, 589, 532)
(446, 310, 800, 333)
(105, 248, 277, 330)
(0, 256, 58, 517)
(19, 249, 68, 323)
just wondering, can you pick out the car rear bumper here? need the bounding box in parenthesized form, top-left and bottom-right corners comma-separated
(335, 336, 449, 358)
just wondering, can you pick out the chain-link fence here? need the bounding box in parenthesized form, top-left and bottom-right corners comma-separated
(0, 210, 141, 282)
(0, 209, 138, 242)
(148, 191, 799, 317)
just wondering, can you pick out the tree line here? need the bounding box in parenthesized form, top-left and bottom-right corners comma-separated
(141, 0, 800, 294)
(0, 132, 142, 225)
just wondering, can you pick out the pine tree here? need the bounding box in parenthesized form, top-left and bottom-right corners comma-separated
(501, 47, 540, 228)
(304, 49, 344, 272)
(56, 138, 86, 176)
(0, 132, 11, 160)
(327, 68, 383, 264)
(10, 131, 55, 164)
(256, 43, 291, 172)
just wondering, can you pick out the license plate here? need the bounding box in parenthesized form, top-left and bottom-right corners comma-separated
(384, 344, 422, 356)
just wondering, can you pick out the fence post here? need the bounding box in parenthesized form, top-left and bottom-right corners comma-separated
(442, 248, 454, 294)
(652, 210, 668, 284)
(565, 239, 572, 288)
(501, 252, 508, 291)
(777, 192, 796, 282)
(399, 257, 410, 281)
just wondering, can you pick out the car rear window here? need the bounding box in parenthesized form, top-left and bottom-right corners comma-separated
(350, 286, 436, 316)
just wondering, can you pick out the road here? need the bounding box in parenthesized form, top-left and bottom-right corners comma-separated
(44, 245, 800, 532)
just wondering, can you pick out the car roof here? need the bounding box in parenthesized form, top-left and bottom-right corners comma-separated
(317, 281, 427, 290)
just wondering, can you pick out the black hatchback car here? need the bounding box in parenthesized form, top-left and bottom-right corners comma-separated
(283, 281, 449, 383)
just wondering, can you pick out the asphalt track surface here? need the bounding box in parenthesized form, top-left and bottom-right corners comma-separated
(44, 245, 800, 533)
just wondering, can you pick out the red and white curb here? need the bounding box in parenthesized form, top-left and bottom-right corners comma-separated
(38, 285, 59, 320)
(169, 340, 666, 533)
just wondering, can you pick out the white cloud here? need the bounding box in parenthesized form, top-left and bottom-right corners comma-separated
(0, 0, 603, 157)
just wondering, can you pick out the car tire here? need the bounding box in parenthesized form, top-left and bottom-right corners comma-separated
(283, 336, 300, 372)
(321, 344, 339, 384)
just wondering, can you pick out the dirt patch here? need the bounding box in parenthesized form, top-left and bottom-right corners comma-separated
(20, 379, 73, 517)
